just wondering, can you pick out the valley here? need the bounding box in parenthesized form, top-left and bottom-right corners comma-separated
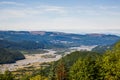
(0, 45, 95, 73)
(0, 31, 120, 80)
(0, 0, 120, 79)
(0, 50, 61, 72)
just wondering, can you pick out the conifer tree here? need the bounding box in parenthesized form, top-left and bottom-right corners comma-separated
(55, 60, 67, 80)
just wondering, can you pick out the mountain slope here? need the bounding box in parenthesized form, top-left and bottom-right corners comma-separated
(0, 48, 25, 64)
(0, 31, 120, 50)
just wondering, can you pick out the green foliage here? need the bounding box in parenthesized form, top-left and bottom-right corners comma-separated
(69, 40, 120, 80)
(1, 40, 120, 80)
(60, 51, 100, 69)
(20, 74, 31, 80)
(45, 51, 100, 80)
(55, 60, 67, 80)
(48, 62, 56, 80)
(0, 48, 25, 64)
(69, 56, 100, 80)
(99, 41, 120, 80)
(92, 45, 112, 53)
(30, 75, 48, 80)
(0, 70, 14, 80)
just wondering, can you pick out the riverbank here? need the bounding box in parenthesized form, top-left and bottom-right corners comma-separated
(0, 50, 62, 72)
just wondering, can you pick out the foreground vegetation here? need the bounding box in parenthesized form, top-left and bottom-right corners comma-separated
(0, 41, 120, 80)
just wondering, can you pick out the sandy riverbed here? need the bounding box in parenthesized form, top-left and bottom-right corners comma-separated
(0, 46, 96, 72)
(0, 50, 62, 72)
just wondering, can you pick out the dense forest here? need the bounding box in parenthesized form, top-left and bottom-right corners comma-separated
(0, 48, 25, 64)
(0, 40, 120, 80)
(92, 45, 113, 53)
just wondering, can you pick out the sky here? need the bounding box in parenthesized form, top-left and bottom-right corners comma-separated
(0, 0, 120, 34)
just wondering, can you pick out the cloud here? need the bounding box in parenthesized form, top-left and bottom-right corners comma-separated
(43, 5, 66, 14)
(0, 9, 27, 19)
(0, 1, 120, 35)
(36, 5, 67, 15)
(98, 6, 118, 10)
(76, 5, 120, 16)
(0, 1, 24, 6)
(0, 4, 120, 20)
(0, 5, 67, 19)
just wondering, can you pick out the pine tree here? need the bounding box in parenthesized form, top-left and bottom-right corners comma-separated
(55, 60, 67, 80)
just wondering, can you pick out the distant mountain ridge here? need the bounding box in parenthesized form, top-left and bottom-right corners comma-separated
(0, 31, 120, 50)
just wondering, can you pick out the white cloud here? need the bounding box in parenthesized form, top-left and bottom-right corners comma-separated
(0, 3, 120, 34)
(0, 9, 28, 19)
(98, 6, 118, 10)
(0, 1, 24, 6)
(35, 5, 67, 15)
(76, 5, 120, 16)
(1, 4, 119, 20)
(0, 5, 67, 19)
(43, 5, 66, 14)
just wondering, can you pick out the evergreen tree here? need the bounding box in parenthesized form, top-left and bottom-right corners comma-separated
(99, 41, 120, 79)
(55, 60, 67, 80)
(69, 57, 96, 80)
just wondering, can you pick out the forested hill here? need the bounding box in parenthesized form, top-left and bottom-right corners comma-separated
(0, 31, 120, 50)
(36, 40, 120, 80)
(1, 40, 120, 79)
(0, 48, 25, 64)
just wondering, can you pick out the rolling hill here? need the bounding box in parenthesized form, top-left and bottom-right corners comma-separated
(0, 31, 120, 50)
(0, 48, 25, 64)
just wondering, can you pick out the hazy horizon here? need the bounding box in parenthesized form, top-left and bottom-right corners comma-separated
(0, 0, 120, 35)
(0, 29, 120, 36)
